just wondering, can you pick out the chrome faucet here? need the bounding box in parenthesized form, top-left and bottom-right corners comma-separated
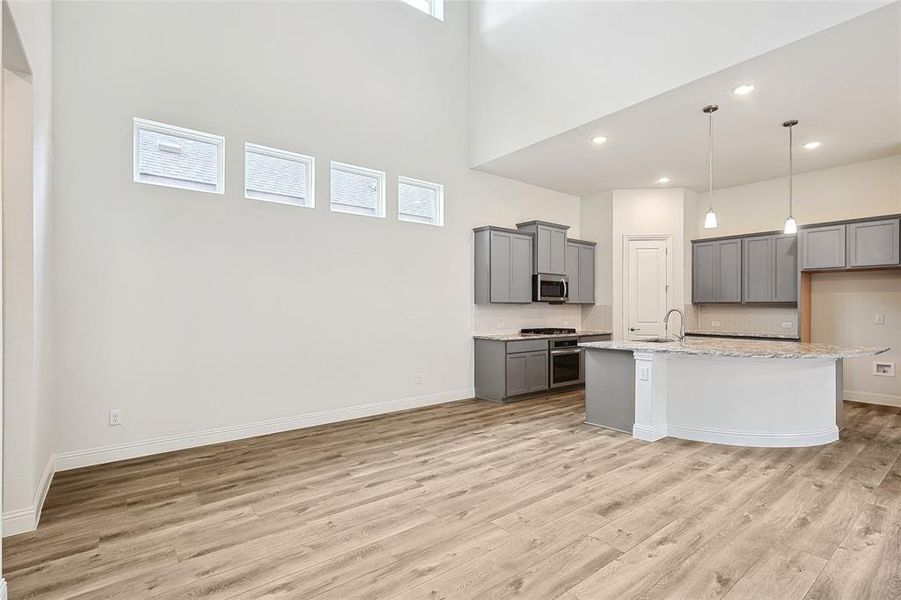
(664, 308, 685, 341)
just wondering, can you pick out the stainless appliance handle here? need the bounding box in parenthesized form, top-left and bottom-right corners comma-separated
(563, 278, 568, 299)
(551, 349, 581, 356)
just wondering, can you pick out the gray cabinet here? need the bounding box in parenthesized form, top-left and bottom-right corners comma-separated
(773, 235, 799, 302)
(848, 218, 900, 267)
(717, 240, 742, 302)
(564, 240, 596, 304)
(474, 227, 533, 304)
(692, 242, 718, 303)
(475, 338, 549, 401)
(516, 220, 569, 274)
(742, 234, 798, 303)
(692, 239, 741, 303)
(800, 224, 846, 269)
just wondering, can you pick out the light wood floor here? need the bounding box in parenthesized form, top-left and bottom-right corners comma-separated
(5, 390, 901, 599)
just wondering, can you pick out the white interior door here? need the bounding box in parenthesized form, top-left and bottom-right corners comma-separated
(626, 238, 668, 340)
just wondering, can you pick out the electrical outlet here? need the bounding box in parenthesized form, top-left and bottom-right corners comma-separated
(415, 373, 422, 385)
(782, 322, 793, 329)
(109, 409, 123, 426)
(495, 321, 505, 330)
(874, 314, 885, 325)
(638, 366, 650, 381)
(711, 321, 721, 327)
(873, 362, 895, 377)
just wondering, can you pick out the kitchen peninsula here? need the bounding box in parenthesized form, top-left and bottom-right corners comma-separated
(581, 338, 889, 447)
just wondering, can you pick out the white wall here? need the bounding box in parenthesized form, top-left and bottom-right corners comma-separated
(694, 155, 901, 238)
(50, 1, 579, 461)
(1, 0, 53, 536)
(468, 1, 885, 166)
(610, 188, 689, 340)
(579, 190, 613, 331)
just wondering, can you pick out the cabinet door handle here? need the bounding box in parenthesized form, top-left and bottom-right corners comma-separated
(630, 327, 640, 331)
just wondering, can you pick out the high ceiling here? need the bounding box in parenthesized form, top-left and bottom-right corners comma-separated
(474, 3, 900, 196)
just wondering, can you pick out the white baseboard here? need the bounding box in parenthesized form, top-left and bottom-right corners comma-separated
(667, 423, 839, 448)
(844, 389, 901, 407)
(54, 387, 474, 472)
(2, 455, 56, 537)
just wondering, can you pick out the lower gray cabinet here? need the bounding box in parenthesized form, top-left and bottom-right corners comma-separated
(504, 351, 548, 396)
(848, 218, 900, 267)
(505, 351, 548, 396)
(800, 224, 846, 269)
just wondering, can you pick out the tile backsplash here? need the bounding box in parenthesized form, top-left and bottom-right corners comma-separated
(581, 304, 613, 332)
(473, 303, 583, 334)
(694, 304, 799, 336)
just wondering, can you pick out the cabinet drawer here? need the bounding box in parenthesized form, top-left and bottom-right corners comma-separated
(506, 339, 548, 354)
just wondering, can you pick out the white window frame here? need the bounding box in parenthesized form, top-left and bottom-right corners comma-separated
(133, 117, 225, 194)
(244, 143, 316, 208)
(397, 175, 444, 227)
(329, 161, 386, 218)
(403, 0, 444, 20)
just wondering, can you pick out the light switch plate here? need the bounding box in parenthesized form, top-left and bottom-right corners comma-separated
(874, 314, 885, 325)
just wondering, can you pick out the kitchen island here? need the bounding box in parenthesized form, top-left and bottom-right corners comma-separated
(580, 338, 889, 447)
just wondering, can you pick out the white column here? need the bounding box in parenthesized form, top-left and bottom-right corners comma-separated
(632, 351, 668, 442)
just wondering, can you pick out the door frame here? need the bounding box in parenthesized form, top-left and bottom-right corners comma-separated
(621, 234, 672, 340)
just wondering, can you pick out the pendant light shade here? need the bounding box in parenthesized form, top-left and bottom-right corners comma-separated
(784, 216, 798, 234)
(783, 119, 799, 234)
(703, 104, 719, 229)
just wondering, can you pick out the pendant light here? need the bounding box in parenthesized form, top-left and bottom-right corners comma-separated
(703, 104, 719, 229)
(783, 119, 799, 234)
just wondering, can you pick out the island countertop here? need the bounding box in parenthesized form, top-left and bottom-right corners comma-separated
(580, 338, 889, 360)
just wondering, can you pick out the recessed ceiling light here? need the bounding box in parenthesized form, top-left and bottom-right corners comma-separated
(656, 176, 671, 184)
(733, 84, 755, 95)
(590, 136, 607, 145)
(803, 141, 822, 150)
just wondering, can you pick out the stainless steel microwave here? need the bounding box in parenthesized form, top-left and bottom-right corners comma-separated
(533, 273, 569, 302)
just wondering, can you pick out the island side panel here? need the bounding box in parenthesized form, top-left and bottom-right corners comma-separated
(584, 349, 635, 434)
(665, 355, 839, 447)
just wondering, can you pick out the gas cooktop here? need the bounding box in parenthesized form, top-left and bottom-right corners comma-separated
(520, 327, 577, 335)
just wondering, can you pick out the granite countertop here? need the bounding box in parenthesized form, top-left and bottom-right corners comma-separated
(686, 330, 801, 341)
(474, 330, 612, 342)
(580, 337, 889, 360)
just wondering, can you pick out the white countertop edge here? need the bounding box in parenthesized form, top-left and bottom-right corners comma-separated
(579, 340, 890, 360)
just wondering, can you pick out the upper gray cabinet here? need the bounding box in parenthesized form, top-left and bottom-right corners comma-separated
(565, 240, 596, 304)
(716, 239, 742, 302)
(474, 227, 533, 304)
(800, 217, 900, 270)
(693, 239, 743, 303)
(800, 224, 846, 269)
(847, 218, 900, 267)
(773, 235, 799, 302)
(516, 221, 569, 274)
(742, 234, 798, 303)
(692, 241, 718, 303)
